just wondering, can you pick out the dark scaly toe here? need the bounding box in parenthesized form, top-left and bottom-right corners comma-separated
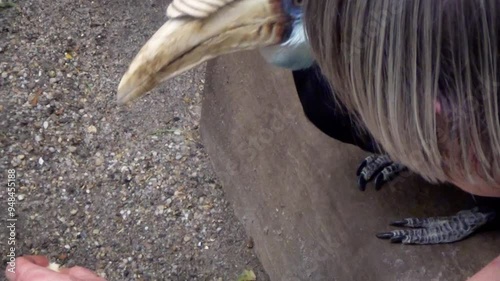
(374, 163, 408, 191)
(356, 154, 393, 191)
(377, 208, 497, 245)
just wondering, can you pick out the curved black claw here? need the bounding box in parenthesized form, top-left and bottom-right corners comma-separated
(376, 208, 496, 245)
(390, 236, 405, 244)
(357, 154, 407, 191)
(357, 176, 368, 192)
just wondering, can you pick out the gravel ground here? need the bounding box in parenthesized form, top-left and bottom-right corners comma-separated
(0, 1, 268, 280)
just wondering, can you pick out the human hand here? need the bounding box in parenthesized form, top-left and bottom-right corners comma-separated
(5, 255, 106, 281)
(468, 255, 500, 281)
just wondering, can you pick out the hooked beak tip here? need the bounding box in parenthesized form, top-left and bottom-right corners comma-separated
(116, 80, 133, 105)
(116, 70, 157, 105)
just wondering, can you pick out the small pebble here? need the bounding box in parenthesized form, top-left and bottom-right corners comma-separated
(246, 237, 254, 249)
(87, 125, 97, 133)
(95, 156, 104, 166)
(155, 205, 165, 215)
(57, 253, 68, 261)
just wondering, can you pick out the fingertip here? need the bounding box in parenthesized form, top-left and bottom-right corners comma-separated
(492, 254, 500, 265)
(468, 255, 500, 281)
(5, 255, 50, 280)
(58, 268, 71, 274)
(5, 259, 68, 281)
(5, 265, 16, 281)
(68, 266, 106, 281)
(20, 255, 50, 267)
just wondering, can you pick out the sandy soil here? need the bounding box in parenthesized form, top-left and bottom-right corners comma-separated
(0, 0, 269, 280)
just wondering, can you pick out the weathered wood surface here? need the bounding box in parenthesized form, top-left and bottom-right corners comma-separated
(200, 51, 500, 281)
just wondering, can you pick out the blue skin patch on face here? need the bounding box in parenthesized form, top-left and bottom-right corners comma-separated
(259, 0, 314, 71)
(283, 0, 303, 18)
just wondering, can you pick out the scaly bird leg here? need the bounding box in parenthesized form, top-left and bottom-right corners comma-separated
(376, 207, 497, 245)
(356, 154, 408, 191)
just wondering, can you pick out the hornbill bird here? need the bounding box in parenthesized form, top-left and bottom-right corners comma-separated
(117, 0, 498, 244)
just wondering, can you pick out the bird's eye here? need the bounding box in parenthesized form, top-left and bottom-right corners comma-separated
(293, 0, 303, 7)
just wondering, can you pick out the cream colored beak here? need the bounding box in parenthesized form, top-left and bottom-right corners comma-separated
(117, 0, 288, 104)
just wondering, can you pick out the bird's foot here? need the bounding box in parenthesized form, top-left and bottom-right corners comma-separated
(376, 207, 496, 245)
(356, 154, 408, 191)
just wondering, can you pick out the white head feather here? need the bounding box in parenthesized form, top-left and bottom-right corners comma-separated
(167, 0, 237, 19)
